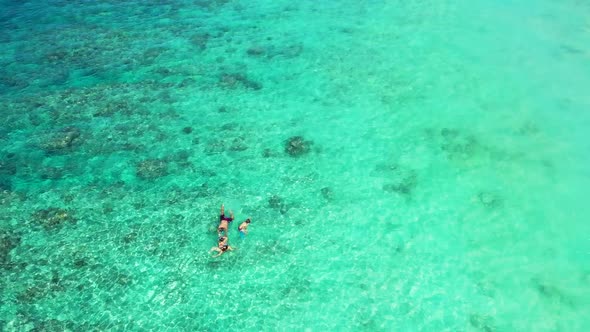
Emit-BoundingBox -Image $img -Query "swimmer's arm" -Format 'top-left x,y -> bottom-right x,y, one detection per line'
230,210 -> 234,220
220,203 -> 224,215
210,247 -> 224,257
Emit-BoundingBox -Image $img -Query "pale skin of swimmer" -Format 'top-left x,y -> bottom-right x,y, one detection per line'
210,237 -> 234,257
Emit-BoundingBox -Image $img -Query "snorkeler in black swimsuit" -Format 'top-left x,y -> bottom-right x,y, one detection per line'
217,204 -> 234,235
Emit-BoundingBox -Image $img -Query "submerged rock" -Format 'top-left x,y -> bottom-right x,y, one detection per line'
136,159 -> 169,180
284,136 -> 312,157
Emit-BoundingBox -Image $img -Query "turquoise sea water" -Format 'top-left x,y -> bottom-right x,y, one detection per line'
1,0 -> 590,330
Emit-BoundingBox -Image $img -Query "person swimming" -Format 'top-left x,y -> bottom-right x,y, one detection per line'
210,236 -> 234,257
238,218 -> 251,238
217,203 -> 234,236
218,236 -> 227,246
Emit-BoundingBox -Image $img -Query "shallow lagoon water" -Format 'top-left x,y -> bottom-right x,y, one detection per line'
1,0 -> 590,331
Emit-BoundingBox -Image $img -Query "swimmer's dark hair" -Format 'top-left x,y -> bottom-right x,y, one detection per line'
246,218 -> 251,223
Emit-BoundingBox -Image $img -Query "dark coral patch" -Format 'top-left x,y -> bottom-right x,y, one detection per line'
268,195 -> 289,214
229,137 -> 248,151
73,259 -> 88,268
532,278 -> 576,307
17,271 -> 64,304
0,230 -> 21,266
478,191 -> 502,208
320,187 -> 334,201
30,319 -> 75,331
272,44 -> 303,59
0,157 -> 17,176
32,208 -> 76,230
0,189 -> 25,205
40,166 -> 65,180
246,45 -> 267,56
179,78 -> 197,88
219,73 -> 262,90
189,32 -> 210,51
38,127 -> 82,153
93,100 -> 136,117
141,47 -> 168,65
204,139 -> 226,155
382,167 -> 417,195
0,177 -> 12,191
262,148 -> 276,158
268,195 -> 283,208
284,136 -> 312,157
194,0 -> 231,10
17,284 -> 51,303
440,128 -> 479,160
136,159 -> 169,180
246,43 -> 303,59
123,231 -> 138,244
